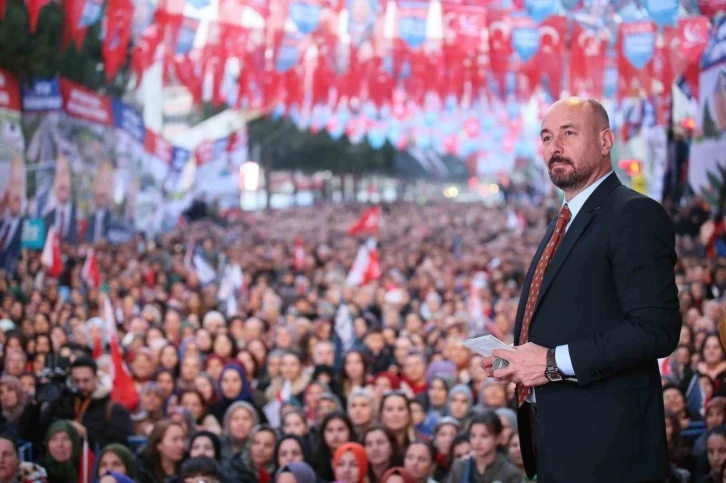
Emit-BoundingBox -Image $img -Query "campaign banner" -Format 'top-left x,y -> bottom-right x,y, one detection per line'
289,0 -> 323,34
524,0 -> 557,23
0,70 -> 21,111
396,0 -> 429,49
619,21 -> 656,71
59,78 -> 113,125
112,100 -> 144,143
689,15 -> 726,206
21,77 -> 62,112
0,73 -> 25,224
511,14 -> 539,63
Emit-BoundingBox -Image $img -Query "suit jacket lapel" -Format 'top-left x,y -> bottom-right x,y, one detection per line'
532,173 -> 622,316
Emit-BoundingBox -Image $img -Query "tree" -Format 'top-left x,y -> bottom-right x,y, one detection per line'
0,0 -> 131,98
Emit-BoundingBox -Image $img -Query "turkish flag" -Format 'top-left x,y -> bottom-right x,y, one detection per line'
102,0 -> 133,81
41,226 -> 63,278
347,205 -> 382,236
570,22 -> 605,98
82,249 -> 101,288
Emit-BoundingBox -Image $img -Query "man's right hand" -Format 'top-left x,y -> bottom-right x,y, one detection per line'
481,356 -> 494,378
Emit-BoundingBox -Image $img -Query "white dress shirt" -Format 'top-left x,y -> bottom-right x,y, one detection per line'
530,171 -> 614,400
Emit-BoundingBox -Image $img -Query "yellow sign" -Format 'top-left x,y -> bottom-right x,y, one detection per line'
632,174 -> 646,194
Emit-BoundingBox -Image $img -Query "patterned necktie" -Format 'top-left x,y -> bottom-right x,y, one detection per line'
517,203 -> 572,407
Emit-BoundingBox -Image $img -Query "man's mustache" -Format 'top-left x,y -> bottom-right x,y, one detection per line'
548,155 -> 573,168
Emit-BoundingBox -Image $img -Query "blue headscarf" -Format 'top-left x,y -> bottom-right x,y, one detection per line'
100,471 -> 136,483
218,363 -> 251,402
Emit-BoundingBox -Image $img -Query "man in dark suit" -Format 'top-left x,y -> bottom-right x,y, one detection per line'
84,161 -> 115,244
0,155 -> 26,273
43,153 -> 77,244
482,98 -> 680,482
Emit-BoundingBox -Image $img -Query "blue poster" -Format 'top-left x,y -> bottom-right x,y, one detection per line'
176,17 -> 200,55
289,0 -> 322,35
21,77 -> 62,112
79,0 -> 104,28
524,0 -> 557,23
112,100 -> 145,143
511,18 -> 540,63
21,218 -> 45,250
398,0 -> 429,49
276,31 -> 304,73
622,26 -> 655,70
644,0 -> 678,27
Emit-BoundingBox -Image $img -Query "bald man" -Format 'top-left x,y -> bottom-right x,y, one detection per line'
482,98 -> 680,482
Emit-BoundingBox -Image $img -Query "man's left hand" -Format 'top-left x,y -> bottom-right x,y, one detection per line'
492,343 -> 549,387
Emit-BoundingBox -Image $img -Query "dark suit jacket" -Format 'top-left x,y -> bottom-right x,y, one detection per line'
514,173 -> 680,483
43,204 -> 78,244
0,217 -> 24,273
84,209 -> 111,244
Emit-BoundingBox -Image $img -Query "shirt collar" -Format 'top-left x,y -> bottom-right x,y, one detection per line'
563,171 -> 613,221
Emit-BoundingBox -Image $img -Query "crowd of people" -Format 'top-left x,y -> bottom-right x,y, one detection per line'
0,194 -> 718,483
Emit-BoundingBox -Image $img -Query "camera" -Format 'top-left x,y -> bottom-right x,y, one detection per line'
36,354 -> 74,404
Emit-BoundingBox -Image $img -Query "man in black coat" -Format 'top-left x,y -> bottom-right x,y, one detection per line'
482,98 -> 681,482
67,357 -> 133,451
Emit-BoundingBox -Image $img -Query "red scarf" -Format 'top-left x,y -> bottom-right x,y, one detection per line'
258,465 -> 271,483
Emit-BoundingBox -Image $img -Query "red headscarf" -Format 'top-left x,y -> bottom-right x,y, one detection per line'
381,467 -> 416,483
333,442 -> 368,483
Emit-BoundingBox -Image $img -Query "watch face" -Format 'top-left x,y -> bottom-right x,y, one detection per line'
546,369 -> 562,382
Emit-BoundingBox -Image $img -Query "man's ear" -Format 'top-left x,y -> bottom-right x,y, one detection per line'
600,129 -> 615,155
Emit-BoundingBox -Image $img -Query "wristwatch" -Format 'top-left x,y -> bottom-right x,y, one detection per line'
545,347 -> 563,382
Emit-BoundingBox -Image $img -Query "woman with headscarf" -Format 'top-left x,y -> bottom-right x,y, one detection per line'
41,420 -> 95,483
274,434 -> 311,470
96,444 -> 137,480
223,425 -> 277,483
131,383 -> 166,437
210,363 -> 252,426
220,401 -> 259,463
447,385 -> 473,430
97,471 -> 135,483
381,467 -> 416,483
494,408 -> 518,451
432,417 -> 460,481
333,442 -> 368,483
274,461 -> 317,483
420,377 -> 450,437
347,387 -> 377,437
0,375 -> 34,440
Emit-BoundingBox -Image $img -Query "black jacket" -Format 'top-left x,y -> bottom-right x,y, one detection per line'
515,174 -> 680,483
73,393 -> 133,451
